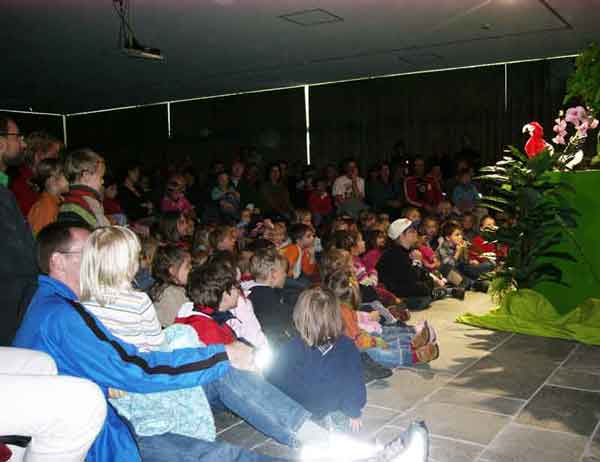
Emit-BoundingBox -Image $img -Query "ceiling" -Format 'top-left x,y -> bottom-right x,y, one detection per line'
1,0 -> 598,114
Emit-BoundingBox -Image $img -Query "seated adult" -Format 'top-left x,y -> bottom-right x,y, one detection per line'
260,163 -> 293,219
366,162 -> 403,218
12,223 -> 334,462
10,131 -> 62,216
333,158 -> 368,220
119,163 -> 153,222
403,157 -> 442,213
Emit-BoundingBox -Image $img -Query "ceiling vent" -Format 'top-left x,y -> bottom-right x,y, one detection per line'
279,8 -> 343,27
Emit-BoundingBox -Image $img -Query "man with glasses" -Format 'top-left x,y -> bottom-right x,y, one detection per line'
0,115 -> 38,346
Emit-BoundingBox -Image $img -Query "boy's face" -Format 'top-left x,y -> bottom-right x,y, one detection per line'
85,161 -> 105,192
424,220 -> 438,238
219,286 -> 240,311
301,214 -> 312,226
299,230 -> 315,249
271,266 -> 287,288
462,216 -> 474,230
438,202 -> 451,216
447,229 -> 463,246
406,210 -> 420,223
480,217 -> 496,232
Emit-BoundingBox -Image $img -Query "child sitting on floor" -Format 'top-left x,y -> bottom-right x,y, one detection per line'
243,248 -> 295,346
461,212 -> 477,242
79,226 -> 216,442
175,262 -> 242,346
265,287 -> 366,433
361,229 -> 386,274
281,223 -> 319,282
209,225 -> 237,254
149,245 -> 192,327
324,269 -> 439,368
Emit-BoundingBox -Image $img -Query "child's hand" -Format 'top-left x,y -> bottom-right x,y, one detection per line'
225,342 -> 258,372
349,418 -> 362,432
469,259 -> 480,265
108,388 -> 127,399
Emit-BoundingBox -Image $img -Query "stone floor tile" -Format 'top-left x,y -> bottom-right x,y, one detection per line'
218,421 -> 269,449
426,387 -> 526,416
479,423 -> 587,462
583,424 -> 600,462
493,334 -> 575,362
375,425 -> 484,462
357,405 -> 403,437
255,440 -> 300,459
549,368 -> 600,391
367,368 -> 449,411
449,352 -> 559,399
391,401 -> 510,445
564,345 -> 600,373
517,385 -> 600,435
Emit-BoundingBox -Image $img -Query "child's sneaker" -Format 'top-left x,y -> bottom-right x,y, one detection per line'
415,343 -> 439,363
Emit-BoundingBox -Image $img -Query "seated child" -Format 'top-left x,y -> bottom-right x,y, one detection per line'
280,223 -> 318,281
28,158 -> 69,235
157,211 -> 194,249
361,230 -> 386,274
102,175 -> 127,226
469,215 -> 507,266
79,226 -> 216,442
175,262 -> 242,346
265,287 -> 366,433
436,200 -> 460,223
149,245 -> 192,327
307,177 -> 333,227
244,248 -> 295,346
211,171 -> 241,220
58,148 -> 110,228
402,207 -> 422,229
209,225 -> 237,254
161,174 -> 194,216
421,216 -> 442,251
461,212 -> 477,241
436,221 -> 491,291
325,269 -> 439,368
133,235 -> 159,292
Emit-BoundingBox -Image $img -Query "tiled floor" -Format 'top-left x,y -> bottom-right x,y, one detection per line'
214,292 -> 600,461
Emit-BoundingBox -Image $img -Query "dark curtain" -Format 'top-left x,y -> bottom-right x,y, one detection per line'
66,105 -> 168,172
171,88 -> 306,171
7,113 -> 63,143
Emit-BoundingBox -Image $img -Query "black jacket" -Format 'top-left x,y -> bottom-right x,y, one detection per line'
376,244 -> 431,298
246,285 -> 294,345
0,186 -> 38,345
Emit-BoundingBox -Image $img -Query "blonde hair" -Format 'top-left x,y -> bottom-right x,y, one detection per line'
319,248 -> 353,281
323,269 -> 361,311
63,148 -> 104,183
250,248 -> 288,281
293,287 -> 343,347
80,226 -> 141,306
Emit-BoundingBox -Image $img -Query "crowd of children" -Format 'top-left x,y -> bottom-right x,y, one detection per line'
5,133 -> 509,458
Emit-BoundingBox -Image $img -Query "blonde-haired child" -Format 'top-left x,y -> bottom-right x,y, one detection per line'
265,287 -> 366,433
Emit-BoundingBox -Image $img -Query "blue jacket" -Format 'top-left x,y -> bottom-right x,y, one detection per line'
13,276 -> 230,462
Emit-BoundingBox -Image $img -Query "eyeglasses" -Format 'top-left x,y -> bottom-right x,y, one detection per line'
0,132 -> 25,142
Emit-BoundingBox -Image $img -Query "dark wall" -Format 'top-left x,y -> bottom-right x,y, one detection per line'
4,113 -> 63,142
61,58 -> 574,176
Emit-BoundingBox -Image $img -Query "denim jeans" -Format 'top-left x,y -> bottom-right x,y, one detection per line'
405,296 -> 433,310
203,368 -> 311,447
137,431 -> 284,462
460,261 -> 495,279
364,325 -> 416,368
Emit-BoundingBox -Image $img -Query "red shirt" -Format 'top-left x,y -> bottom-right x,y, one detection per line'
308,191 -> 333,216
10,165 -> 39,216
175,305 -> 237,345
469,235 -> 508,263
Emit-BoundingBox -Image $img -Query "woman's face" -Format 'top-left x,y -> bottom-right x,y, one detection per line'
269,166 -> 281,184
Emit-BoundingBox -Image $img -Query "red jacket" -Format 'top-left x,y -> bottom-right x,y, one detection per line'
469,235 -> 508,263
403,175 -> 442,208
175,304 -> 237,345
308,191 -> 333,216
10,165 -> 39,216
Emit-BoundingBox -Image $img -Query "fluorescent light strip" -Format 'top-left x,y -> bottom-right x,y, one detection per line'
0,109 -> 62,116
62,115 -> 68,148
167,102 -> 172,138
304,85 -> 311,165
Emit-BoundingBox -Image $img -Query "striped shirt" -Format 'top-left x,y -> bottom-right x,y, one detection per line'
83,289 -> 165,352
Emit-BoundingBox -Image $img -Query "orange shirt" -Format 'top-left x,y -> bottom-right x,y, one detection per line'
340,302 -> 361,341
28,192 -> 61,235
280,244 -> 318,278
